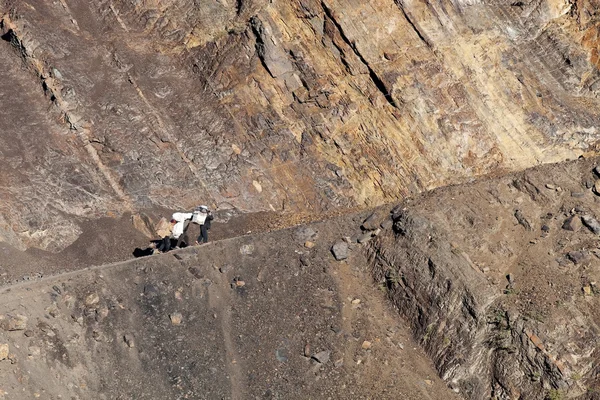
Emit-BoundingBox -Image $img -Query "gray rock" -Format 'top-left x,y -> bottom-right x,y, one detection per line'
312,350 -> 330,364
124,334 -> 135,348
240,244 -> 255,255
582,215 -> 600,234
514,210 -> 532,231
357,232 -> 373,244
361,213 -> 380,231
567,251 -> 587,265
380,219 -> 393,230
594,166 -> 600,177
51,67 -> 62,79
143,284 -> 159,298
252,17 -> 295,79
219,265 -> 233,274
294,226 -> 318,242
593,180 -> 600,196
562,215 -> 581,231
571,191 -> 585,198
299,255 -> 310,267
0,314 -> 27,331
331,241 -> 349,261
506,273 -> 515,285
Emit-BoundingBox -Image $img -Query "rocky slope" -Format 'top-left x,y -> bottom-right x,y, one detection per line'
366,156 -> 600,399
0,214 -> 459,399
5,156 -> 600,399
1,0 -> 600,251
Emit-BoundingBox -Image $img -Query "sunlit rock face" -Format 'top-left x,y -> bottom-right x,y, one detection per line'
1,0 -> 599,250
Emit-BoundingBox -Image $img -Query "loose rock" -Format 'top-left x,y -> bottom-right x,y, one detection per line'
299,255 -> 310,267
582,215 -> 600,234
294,226 -> 318,242
312,350 -> 330,364
361,341 -> 372,350
143,284 -> 159,297
362,213 -> 380,231
0,314 -> 27,331
593,180 -> 600,196
562,215 -> 581,231
240,244 -> 255,255
331,241 -> 349,261
85,293 -> 100,306
169,313 -> 183,326
124,334 -> 135,348
0,344 -> 8,361
28,346 -> 40,357
357,232 -> 373,244
234,280 -> 246,288
514,210 -> 532,231
219,265 -> 233,274
304,241 -> 315,248
567,251 -> 587,265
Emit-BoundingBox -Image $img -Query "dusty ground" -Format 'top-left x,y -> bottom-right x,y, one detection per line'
0,206 -> 354,285
0,211 -> 459,399
4,156 -> 600,398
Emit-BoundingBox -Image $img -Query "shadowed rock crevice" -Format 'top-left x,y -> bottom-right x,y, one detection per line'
321,1 -> 400,109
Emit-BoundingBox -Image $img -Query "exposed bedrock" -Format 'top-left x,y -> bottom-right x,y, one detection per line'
369,158 -> 600,399
0,0 -> 599,252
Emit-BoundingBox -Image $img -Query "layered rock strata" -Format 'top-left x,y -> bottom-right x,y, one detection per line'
1,0 -> 599,251
368,158 -> 600,398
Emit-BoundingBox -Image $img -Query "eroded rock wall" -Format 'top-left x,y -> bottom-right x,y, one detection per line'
1,0 -> 599,251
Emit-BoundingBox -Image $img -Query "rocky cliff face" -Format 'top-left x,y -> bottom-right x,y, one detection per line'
0,1 -> 599,251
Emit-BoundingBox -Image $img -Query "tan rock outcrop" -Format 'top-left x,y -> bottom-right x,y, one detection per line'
0,0 -> 599,250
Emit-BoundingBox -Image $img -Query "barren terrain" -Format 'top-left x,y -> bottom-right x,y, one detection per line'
2,0 -> 600,399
